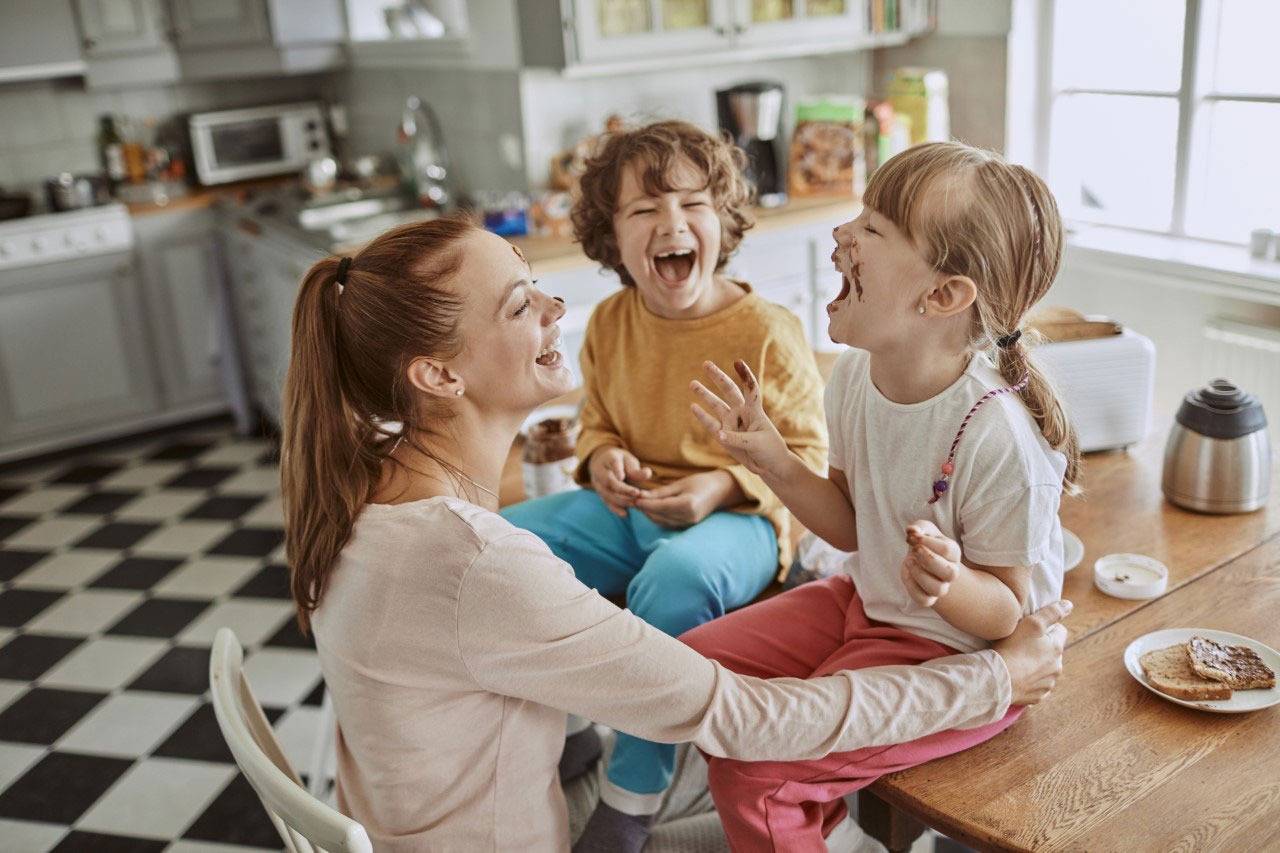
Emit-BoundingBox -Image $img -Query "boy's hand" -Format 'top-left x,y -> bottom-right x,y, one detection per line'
901,520 -> 963,607
587,447 -> 652,518
691,359 -> 791,479
634,470 -> 738,529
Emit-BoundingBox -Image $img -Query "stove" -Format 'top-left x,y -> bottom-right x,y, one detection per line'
0,203 -> 134,270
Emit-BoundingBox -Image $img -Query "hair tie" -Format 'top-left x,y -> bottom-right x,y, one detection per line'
335,256 -> 352,294
996,329 -> 1022,349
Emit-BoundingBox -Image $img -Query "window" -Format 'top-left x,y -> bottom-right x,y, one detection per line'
1021,0 -> 1280,245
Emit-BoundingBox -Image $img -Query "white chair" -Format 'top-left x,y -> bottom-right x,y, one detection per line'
209,627 -> 372,853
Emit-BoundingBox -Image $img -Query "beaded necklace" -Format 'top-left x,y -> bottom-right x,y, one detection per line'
928,370 -> 1030,504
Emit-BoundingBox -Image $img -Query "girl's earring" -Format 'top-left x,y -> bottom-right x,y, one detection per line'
455,388 -> 464,397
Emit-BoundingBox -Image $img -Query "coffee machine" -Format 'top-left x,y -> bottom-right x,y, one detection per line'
716,81 -> 787,207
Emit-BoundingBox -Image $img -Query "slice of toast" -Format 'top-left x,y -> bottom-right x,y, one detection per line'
1139,644 -> 1233,701
1187,636 -> 1277,690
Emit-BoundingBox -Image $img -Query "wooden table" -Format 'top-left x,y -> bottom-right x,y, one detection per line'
860,425 -> 1280,851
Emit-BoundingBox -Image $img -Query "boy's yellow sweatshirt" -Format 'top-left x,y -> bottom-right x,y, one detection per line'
575,282 -> 828,575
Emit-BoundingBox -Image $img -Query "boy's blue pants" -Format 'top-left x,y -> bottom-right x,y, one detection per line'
500,488 -> 776,798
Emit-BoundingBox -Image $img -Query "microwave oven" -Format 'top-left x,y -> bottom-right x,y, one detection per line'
189,101 -> 330,186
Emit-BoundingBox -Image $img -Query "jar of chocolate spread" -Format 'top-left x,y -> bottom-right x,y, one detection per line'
522,415 -> 581,499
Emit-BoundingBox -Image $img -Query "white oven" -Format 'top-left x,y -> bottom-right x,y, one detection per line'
189,101 -> 330,186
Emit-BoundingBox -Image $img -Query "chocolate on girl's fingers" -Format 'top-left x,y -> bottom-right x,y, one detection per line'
733,359 -> 757,392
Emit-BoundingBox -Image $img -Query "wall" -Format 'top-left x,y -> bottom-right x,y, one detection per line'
0,74 -> 337,205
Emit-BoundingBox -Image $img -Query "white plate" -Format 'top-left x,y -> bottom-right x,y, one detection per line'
1062,528 -> 1084,572
1123,628 -> 1280,713
520,403 -> 580,437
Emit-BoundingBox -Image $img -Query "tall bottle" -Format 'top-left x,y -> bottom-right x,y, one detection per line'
395,96 -> 450,210
97,114 -> 126,188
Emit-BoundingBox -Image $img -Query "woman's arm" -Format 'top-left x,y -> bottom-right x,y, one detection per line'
458,534 -> 1069,760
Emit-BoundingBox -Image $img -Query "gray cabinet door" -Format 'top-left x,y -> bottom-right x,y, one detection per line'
134,208 -> 228,410
0,253 -> 161,446
75,0 -> 168,56
0,0 -> 84,82
168,0 -> 270,47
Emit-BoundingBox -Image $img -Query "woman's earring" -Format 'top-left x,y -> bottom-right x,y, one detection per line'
918,305 -> 926,315
455,388 -> 464,397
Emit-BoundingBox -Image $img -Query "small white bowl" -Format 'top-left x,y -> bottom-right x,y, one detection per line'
1094,553 -> 1169,600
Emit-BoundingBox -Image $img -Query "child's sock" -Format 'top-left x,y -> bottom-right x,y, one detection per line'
558,722 -> 602,784
571,801 -> 653,853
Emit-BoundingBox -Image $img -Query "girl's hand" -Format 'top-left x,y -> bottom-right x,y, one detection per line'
587,446 -> 652,518
634,470 -> 736,529
901,520 -> 964,607
992,600 -> 1071,706
691,359 -> 791,479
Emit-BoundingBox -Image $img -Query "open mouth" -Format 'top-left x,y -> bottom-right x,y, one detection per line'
535,332 -> 562,367
653,249 -> 696,285
827,261 -> 862,315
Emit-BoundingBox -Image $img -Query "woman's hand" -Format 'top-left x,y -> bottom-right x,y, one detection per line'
992,600 -> 1071,706
691,359 -> 792,480
634,470 -> 741,529
901,520 -> 963,607
587,446 -> 652,518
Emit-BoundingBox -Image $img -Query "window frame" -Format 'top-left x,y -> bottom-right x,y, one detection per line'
1008,0 -> 1280,247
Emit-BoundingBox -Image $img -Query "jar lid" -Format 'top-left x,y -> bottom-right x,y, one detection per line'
1093,553 -> 1169,600
1174,378 -> 1268,439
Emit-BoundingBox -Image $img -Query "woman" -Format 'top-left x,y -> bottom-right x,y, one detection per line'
280,215 -> 1070,851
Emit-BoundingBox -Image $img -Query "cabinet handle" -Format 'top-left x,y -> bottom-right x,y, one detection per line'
715,26 -> 729,36
734,24 -> 748,35
83,38 -> 96,49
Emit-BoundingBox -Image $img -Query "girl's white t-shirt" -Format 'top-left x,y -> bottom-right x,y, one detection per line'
825,348 -> 1067,653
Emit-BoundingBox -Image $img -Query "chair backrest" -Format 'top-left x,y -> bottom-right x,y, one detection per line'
209,627 -> 372,853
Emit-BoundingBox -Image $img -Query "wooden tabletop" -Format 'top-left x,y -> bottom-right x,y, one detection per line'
869,535 -> 1280,852
1058,423 -> 1280,642
866,423 -> 1280,851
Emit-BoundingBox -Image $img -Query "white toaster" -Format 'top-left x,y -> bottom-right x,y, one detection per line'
1035,329 -> 1156,452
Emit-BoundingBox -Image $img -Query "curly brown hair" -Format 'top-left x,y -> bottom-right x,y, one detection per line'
571,119 -> 755,286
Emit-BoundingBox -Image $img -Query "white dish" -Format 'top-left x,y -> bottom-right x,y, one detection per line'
520,403 -> 580,437
1123,628 -> 1280,713
1095,553 -> 1168,599
1061,528 -> 1084,572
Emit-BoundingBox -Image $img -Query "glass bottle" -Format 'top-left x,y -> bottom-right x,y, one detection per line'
97,115 -> 126,187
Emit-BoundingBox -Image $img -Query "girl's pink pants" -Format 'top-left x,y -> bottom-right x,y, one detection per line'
679,574 -> 1021,852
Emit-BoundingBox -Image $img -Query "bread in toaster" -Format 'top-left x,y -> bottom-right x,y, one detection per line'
1139,644 -> 1233,701
1186,635 -> 1276,690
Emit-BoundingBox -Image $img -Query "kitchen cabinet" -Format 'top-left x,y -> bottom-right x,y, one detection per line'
0,254 -> 161,450
133,208 -> 233,415
74,0 -> 181,88
519,0 -> 932,73
170,0 -> 347,79
0,0 -> 86,84
218,216 -> 324,428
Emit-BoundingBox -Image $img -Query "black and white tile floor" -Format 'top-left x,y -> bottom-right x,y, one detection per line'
0,419 -> 321,852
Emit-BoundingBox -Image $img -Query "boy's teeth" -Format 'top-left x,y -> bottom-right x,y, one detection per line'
656,250 -> 693,258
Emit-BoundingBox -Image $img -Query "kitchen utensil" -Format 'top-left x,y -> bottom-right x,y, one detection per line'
44,173 -> 110,212
716,81 -> 787,207
1162,378 -> 1270,513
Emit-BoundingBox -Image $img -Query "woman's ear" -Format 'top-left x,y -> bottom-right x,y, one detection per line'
925,274 -> 978,318
405,357 -> 463,399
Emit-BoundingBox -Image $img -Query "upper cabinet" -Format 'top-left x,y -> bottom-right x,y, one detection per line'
0,0 -> 86,84
74,0 -> 181,88
168,0 -> 272,48
520,0 -> 934,74
171,0 -> 348,79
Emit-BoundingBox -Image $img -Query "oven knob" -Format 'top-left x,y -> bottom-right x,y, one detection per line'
30,237 -> 45,254
65,232 -> 86,250
0,241 -> 9,258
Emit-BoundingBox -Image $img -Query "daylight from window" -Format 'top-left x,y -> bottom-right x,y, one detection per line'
1044,0 -> 1280,245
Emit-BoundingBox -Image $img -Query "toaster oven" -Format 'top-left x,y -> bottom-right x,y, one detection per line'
1037,328 -> 1156,452
189,101 -> 330,186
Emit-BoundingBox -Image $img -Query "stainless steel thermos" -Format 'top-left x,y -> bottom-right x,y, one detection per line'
1162,378 -> 1270,513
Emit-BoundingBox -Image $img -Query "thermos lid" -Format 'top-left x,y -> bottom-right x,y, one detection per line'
1174,378 -> 1268,440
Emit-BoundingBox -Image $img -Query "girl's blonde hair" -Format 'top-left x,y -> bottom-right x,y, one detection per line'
864,141 -> 1081,494
280,215 -> 479,632
572,119 -> 755,286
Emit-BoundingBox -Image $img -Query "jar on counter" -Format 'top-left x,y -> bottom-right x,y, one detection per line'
522,415 -> 581,499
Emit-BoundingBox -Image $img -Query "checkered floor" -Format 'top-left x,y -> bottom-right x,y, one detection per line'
0,419 -> 322,852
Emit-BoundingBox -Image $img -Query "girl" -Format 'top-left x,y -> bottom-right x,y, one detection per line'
691,141 -> 1080,851
279,213 -> 1070,851
501,120 -> 829,849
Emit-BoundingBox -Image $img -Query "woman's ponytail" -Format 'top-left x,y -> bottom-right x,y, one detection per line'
997,332 -> 1082,496
281,258 -> 378,631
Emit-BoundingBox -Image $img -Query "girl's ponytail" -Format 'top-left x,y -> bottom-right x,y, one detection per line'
997,333 -> 1082,496
281,258 -> 378,632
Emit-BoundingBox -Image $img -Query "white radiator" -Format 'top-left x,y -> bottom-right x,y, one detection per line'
1201,318 -> 1280,420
